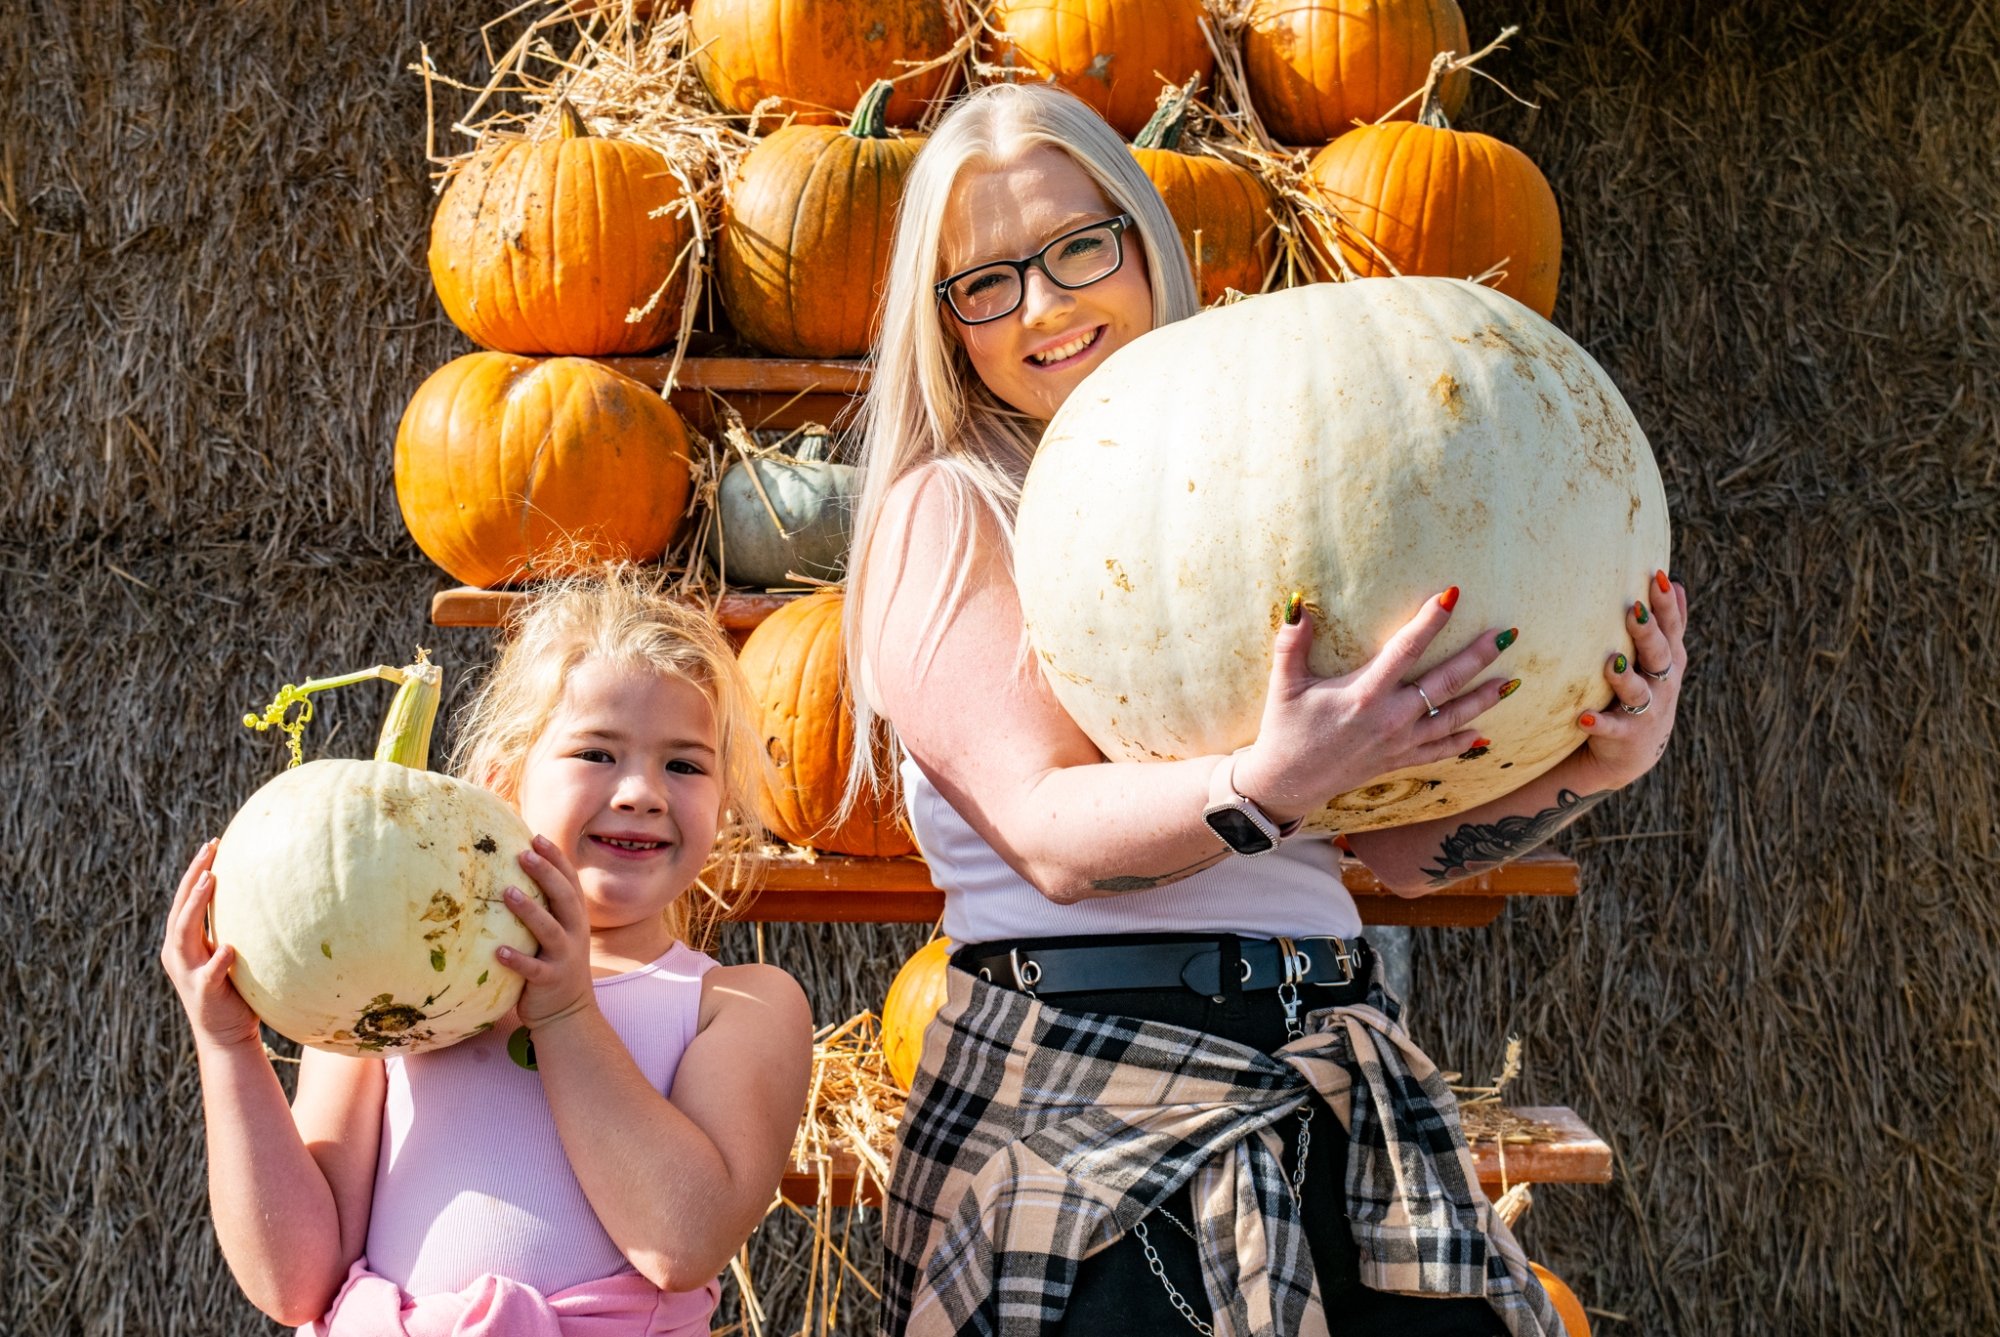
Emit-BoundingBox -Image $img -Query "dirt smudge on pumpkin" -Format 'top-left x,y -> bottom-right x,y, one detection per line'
353,997 -> 431,1049
421,891 -> 462,922
474,834 -> 498,854
1431,373 -> 1466,418
1104,558 -> 1134,593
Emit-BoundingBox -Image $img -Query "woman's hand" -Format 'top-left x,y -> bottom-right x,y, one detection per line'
496,836 -> 594,1032
1233,588 -> 1514,823
160,838 -> 263,1052
1574,571 -> 1689,790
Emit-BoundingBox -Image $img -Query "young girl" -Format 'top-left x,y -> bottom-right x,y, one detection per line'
161,570 -> 814,1334
846,84 -> 1689,1335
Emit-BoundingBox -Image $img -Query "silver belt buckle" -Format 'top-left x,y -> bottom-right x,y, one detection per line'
1009,948 -> 1041,997
1324,936 -> 1360,985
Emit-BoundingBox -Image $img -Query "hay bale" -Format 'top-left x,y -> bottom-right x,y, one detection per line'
4,0 -> 1996,1332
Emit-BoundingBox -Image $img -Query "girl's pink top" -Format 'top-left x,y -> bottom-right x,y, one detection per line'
305,942 -> 722,1336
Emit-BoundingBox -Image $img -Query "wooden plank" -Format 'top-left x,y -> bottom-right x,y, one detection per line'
596,355 -> 870,395
726,851 -> 1576,926
779,1104 -> 1610,1207
432,587 -> 797,631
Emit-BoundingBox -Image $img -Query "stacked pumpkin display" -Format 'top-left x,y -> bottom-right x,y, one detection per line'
398,101 -> 699,588
396,0 -> 1566,860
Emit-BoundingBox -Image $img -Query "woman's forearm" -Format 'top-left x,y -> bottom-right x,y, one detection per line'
1348,747 -> 1615,894
954,752 -> 1246,901
196,1036 -> 347,1325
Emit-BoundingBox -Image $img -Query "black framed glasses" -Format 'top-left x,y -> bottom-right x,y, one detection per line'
934,213 -> 1135,325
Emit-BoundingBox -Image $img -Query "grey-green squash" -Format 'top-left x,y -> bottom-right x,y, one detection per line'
707,433 -> 858,588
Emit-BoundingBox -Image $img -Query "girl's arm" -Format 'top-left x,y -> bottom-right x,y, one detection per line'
498,846 -> 812,1293
1348,577 -> 1691,892
860,467 -> 1511,902
161,842 -> 384,1326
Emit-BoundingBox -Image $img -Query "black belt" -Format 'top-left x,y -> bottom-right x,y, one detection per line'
957,935 -> 1372,998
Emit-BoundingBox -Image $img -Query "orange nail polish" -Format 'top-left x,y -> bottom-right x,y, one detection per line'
1333,834 -> 1355,855
1473,737 -> 1491,748
1655,569 -> 1671,594
1579,712 -> 1597,727
1439,586 -> 1460,612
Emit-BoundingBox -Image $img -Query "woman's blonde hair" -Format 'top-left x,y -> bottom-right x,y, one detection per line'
841,82 -> 1200,796
449,566 -> 765,949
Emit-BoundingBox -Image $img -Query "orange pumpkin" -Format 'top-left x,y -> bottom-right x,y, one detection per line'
718,81 -> 924,358
428,103 -> 694,356
393,352 -> 692,588
983,0 -> 1214,139
1530,1263 -> 1591,1336
736,590 -> 915,856
1130,82 -> 1277,305
1243,0 -> 1469,146
691,0 -> 954,129
1304,58 -> 1561,317
881,937 -> 953,1089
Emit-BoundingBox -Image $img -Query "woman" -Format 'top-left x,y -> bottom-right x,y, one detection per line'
846,84 -> 1687,1337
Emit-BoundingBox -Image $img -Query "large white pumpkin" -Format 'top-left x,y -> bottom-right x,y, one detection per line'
1014,278 -> 1669,833
210,659 -> 540,1055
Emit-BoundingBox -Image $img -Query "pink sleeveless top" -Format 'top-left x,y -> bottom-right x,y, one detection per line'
358,942 -> 720,1327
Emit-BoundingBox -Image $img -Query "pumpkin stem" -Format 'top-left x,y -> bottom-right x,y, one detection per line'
241,650 -> 440,771
556,98 -> 590,140
793,431 -> 831,464
1133,77 -> 1200,153
373,650 -> 443,770
846,80 -> 896,140
1415,53 -> 1455,129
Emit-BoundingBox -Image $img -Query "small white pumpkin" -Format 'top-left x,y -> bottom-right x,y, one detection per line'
210,656 -> 540,1055
1013,278 -> 1670,833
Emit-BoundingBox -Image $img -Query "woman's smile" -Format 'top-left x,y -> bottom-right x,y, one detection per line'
1025,325 -> 1104,369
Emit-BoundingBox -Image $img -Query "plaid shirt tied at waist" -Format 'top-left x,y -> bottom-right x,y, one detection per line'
881,967 -> 1561,1337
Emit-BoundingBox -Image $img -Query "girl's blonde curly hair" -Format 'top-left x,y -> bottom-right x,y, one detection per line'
448,566 -> 766,949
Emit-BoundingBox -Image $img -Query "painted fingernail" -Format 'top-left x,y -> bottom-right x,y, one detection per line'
1333,834 -> 1355,855
1473,737 -> 1491,748
1633,600 -> 1649,625
1655,569 -> 1671,594
1579,712 -> 1597,727
1284,591 -> 1302,626
1613,653 -> 1628,674
1499,678 -> 1522,699
1439,586 -> 1461,612
1495,627 -> 1518,652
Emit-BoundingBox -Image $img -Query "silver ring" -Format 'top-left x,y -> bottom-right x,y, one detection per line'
1639,661 -> 1674,683
1415,684 -> 1440,718
1621,690 -> 1654,716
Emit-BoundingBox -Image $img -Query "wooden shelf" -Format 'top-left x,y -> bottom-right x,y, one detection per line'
432,587 -> 795,631
780,1104 -> 1610,1207
726,850 -> 1576,929
602,354 -> 870,433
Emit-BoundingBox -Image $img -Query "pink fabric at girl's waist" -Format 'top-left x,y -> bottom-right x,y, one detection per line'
302,1258 -> 720,1337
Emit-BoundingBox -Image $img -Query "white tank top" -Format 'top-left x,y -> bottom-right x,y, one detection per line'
900,755 -> 1364,944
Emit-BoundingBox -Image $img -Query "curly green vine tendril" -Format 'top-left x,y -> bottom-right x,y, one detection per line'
241,662 -> 419,769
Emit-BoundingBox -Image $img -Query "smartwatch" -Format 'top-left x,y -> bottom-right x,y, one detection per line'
1203,751 -> 1304,856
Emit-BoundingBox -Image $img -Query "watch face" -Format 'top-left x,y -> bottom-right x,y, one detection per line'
1205,806 -> 1277,855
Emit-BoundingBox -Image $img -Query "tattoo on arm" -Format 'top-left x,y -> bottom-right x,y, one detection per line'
1090,851 -> 1229,893
1421,789 -> 1611,887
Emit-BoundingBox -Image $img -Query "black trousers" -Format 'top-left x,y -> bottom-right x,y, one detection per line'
958,933 -> 1507,1337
